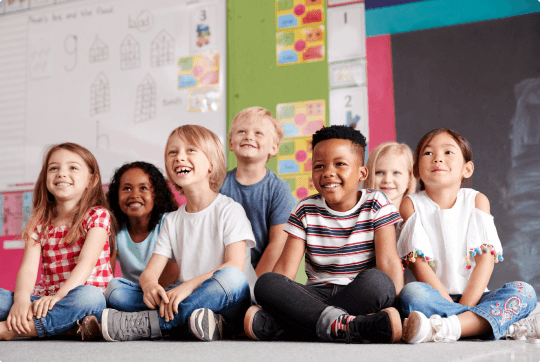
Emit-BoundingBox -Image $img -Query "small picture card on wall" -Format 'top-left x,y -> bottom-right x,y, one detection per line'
188,85 -> 220,113
5,0 -> 29,13
329,59 -> 366,89
329,86 -> 369,142
189,3 -> 217,54
178,52 -> 219,89
276,25 -> 325,66
282,173 -> 318,200
277,99 -> 326,137
276,0 -> 325,29
327,3 -> 365,62
277,136 -> 313,175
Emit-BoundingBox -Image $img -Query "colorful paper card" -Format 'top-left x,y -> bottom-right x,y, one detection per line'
3,192 -> 22,236
282,173 -> 318,200
188,85 -> 220,112
276,26 -> 325,65
277,99 -> 325,137
22,192 -> 33,231
278,136 -> 313,175
276,0 -> 325,29
178,52 -> 219,89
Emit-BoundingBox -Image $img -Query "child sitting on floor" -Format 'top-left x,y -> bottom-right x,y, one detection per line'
244,125 -> 404,344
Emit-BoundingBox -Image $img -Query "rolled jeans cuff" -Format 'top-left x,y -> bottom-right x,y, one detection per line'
316,305 -> 346,341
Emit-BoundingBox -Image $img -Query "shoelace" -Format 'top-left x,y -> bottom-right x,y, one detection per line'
429,315 -> 457,343
122,313 -> 149,335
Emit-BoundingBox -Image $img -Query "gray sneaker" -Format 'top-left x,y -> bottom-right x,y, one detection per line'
504,313 -> 540,340
101,308 -> 162,342
189,308 -> 223,341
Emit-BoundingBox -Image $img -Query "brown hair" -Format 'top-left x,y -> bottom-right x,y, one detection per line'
364,141 -> 416,196
165,125 -> 226,195
413,128 -> 473,190
22,143 -> 115,249
229,107 -> 285,145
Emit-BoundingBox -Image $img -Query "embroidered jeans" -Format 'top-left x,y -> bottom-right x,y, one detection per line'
0,285 -> 106,338
105,266 -> 251,336
398,281 -> 537,340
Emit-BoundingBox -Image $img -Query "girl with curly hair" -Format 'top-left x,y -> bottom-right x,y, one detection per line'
104,161 -> 179,312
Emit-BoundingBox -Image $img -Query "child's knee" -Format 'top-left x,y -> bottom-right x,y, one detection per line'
503,281 -> 537,313
73,285 -> 106,310
254,272 -> 283,302
398,283 -> 431,312
212,266 -> 249,296
104,278 -> 123,300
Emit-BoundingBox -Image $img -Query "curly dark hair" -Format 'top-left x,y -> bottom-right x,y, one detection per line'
312,125 -> 367,162
107,161 -> 178,232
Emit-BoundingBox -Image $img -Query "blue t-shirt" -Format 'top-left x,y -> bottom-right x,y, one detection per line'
219,168 -> 296,268
115,213 -> 169,284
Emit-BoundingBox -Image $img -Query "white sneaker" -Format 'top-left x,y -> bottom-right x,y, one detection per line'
504,313 -> 540,340
402,311 -> 458,343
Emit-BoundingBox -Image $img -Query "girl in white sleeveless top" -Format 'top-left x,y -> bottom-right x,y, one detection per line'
397,128 -> 537,343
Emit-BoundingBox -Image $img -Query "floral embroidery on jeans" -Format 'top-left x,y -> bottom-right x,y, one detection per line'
490,296 -> 527,325
512,282 -> 534,298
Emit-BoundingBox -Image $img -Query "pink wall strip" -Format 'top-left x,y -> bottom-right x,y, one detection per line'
366,34 -> 396,151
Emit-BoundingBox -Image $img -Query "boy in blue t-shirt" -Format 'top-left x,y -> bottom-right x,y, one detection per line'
220,107 -> 297,277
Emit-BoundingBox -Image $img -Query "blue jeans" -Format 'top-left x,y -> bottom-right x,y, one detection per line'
398,281 -> 537,340
0,285 -> 106,338
106,266 -> 251,335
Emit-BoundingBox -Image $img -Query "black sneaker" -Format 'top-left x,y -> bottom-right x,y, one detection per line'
189,308 -> 223,341
244,305 -> 284,341
336,307 -> 402,344
101,309 -> 162,342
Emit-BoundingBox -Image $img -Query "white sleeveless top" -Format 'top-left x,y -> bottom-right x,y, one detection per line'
397,189 -> 503,295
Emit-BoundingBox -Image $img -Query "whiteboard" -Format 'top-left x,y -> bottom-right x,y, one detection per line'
0,0 -> 226,189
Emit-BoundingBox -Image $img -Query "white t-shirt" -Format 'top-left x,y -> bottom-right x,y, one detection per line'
397,189 -> 503,295
153,193 -> 258,299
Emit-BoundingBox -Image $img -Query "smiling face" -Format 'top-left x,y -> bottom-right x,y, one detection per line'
166,134 -> 213,192
46,149 -> 93,205
229,118 -> 279,164
118,168 -> 154,224
372,152 -> 410,207
312,138 -> 367,212
418,132 -> 474,190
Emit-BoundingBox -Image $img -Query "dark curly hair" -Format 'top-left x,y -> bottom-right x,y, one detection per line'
107,161 -> 179,232
312,125 -> 367,162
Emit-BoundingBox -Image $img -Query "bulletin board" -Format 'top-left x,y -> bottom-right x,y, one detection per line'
0,0 -> 226,291
0,0 -> 227,190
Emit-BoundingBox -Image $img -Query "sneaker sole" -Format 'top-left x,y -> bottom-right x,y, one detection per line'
101,308 -> 116,342
190,308 -> 223,341
243,305 -> 262,341
402,311 -> 430,344
382,307 -> 403,343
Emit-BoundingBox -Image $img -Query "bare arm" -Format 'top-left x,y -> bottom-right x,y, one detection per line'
459,193 -> 494,307
158,262 -> 179,287
272,234 -> 305,281
8,239 -> 41,333
32,227 -> 109,318
374,225 -> 404,295
254,223 -> 288,277
400,197 -> 453,302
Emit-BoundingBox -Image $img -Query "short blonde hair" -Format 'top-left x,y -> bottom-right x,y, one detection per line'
364,141 -> 416,197
229,107 -> 284,144
165,125 -> 226,195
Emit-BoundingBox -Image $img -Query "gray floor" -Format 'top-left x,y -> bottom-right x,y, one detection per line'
2,304 -> 540,362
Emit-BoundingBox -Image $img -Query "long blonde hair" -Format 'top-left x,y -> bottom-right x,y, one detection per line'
22,143 -> 115,248
364,141 -> 416,197
165,125 -> 226,195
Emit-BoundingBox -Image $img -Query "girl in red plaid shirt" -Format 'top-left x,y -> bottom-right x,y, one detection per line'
0,143 -> 114,341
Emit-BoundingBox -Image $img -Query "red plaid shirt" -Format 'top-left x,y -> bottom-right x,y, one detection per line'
32,207 -> 113,297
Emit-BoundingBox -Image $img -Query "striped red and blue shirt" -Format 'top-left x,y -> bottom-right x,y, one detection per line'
284,189 -> 402,285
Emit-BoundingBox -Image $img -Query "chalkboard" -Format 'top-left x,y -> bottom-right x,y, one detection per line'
392,12 -> 540,291
0,0 -> 226,189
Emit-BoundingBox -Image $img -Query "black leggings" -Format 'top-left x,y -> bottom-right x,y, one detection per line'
254,269 -> 396,340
